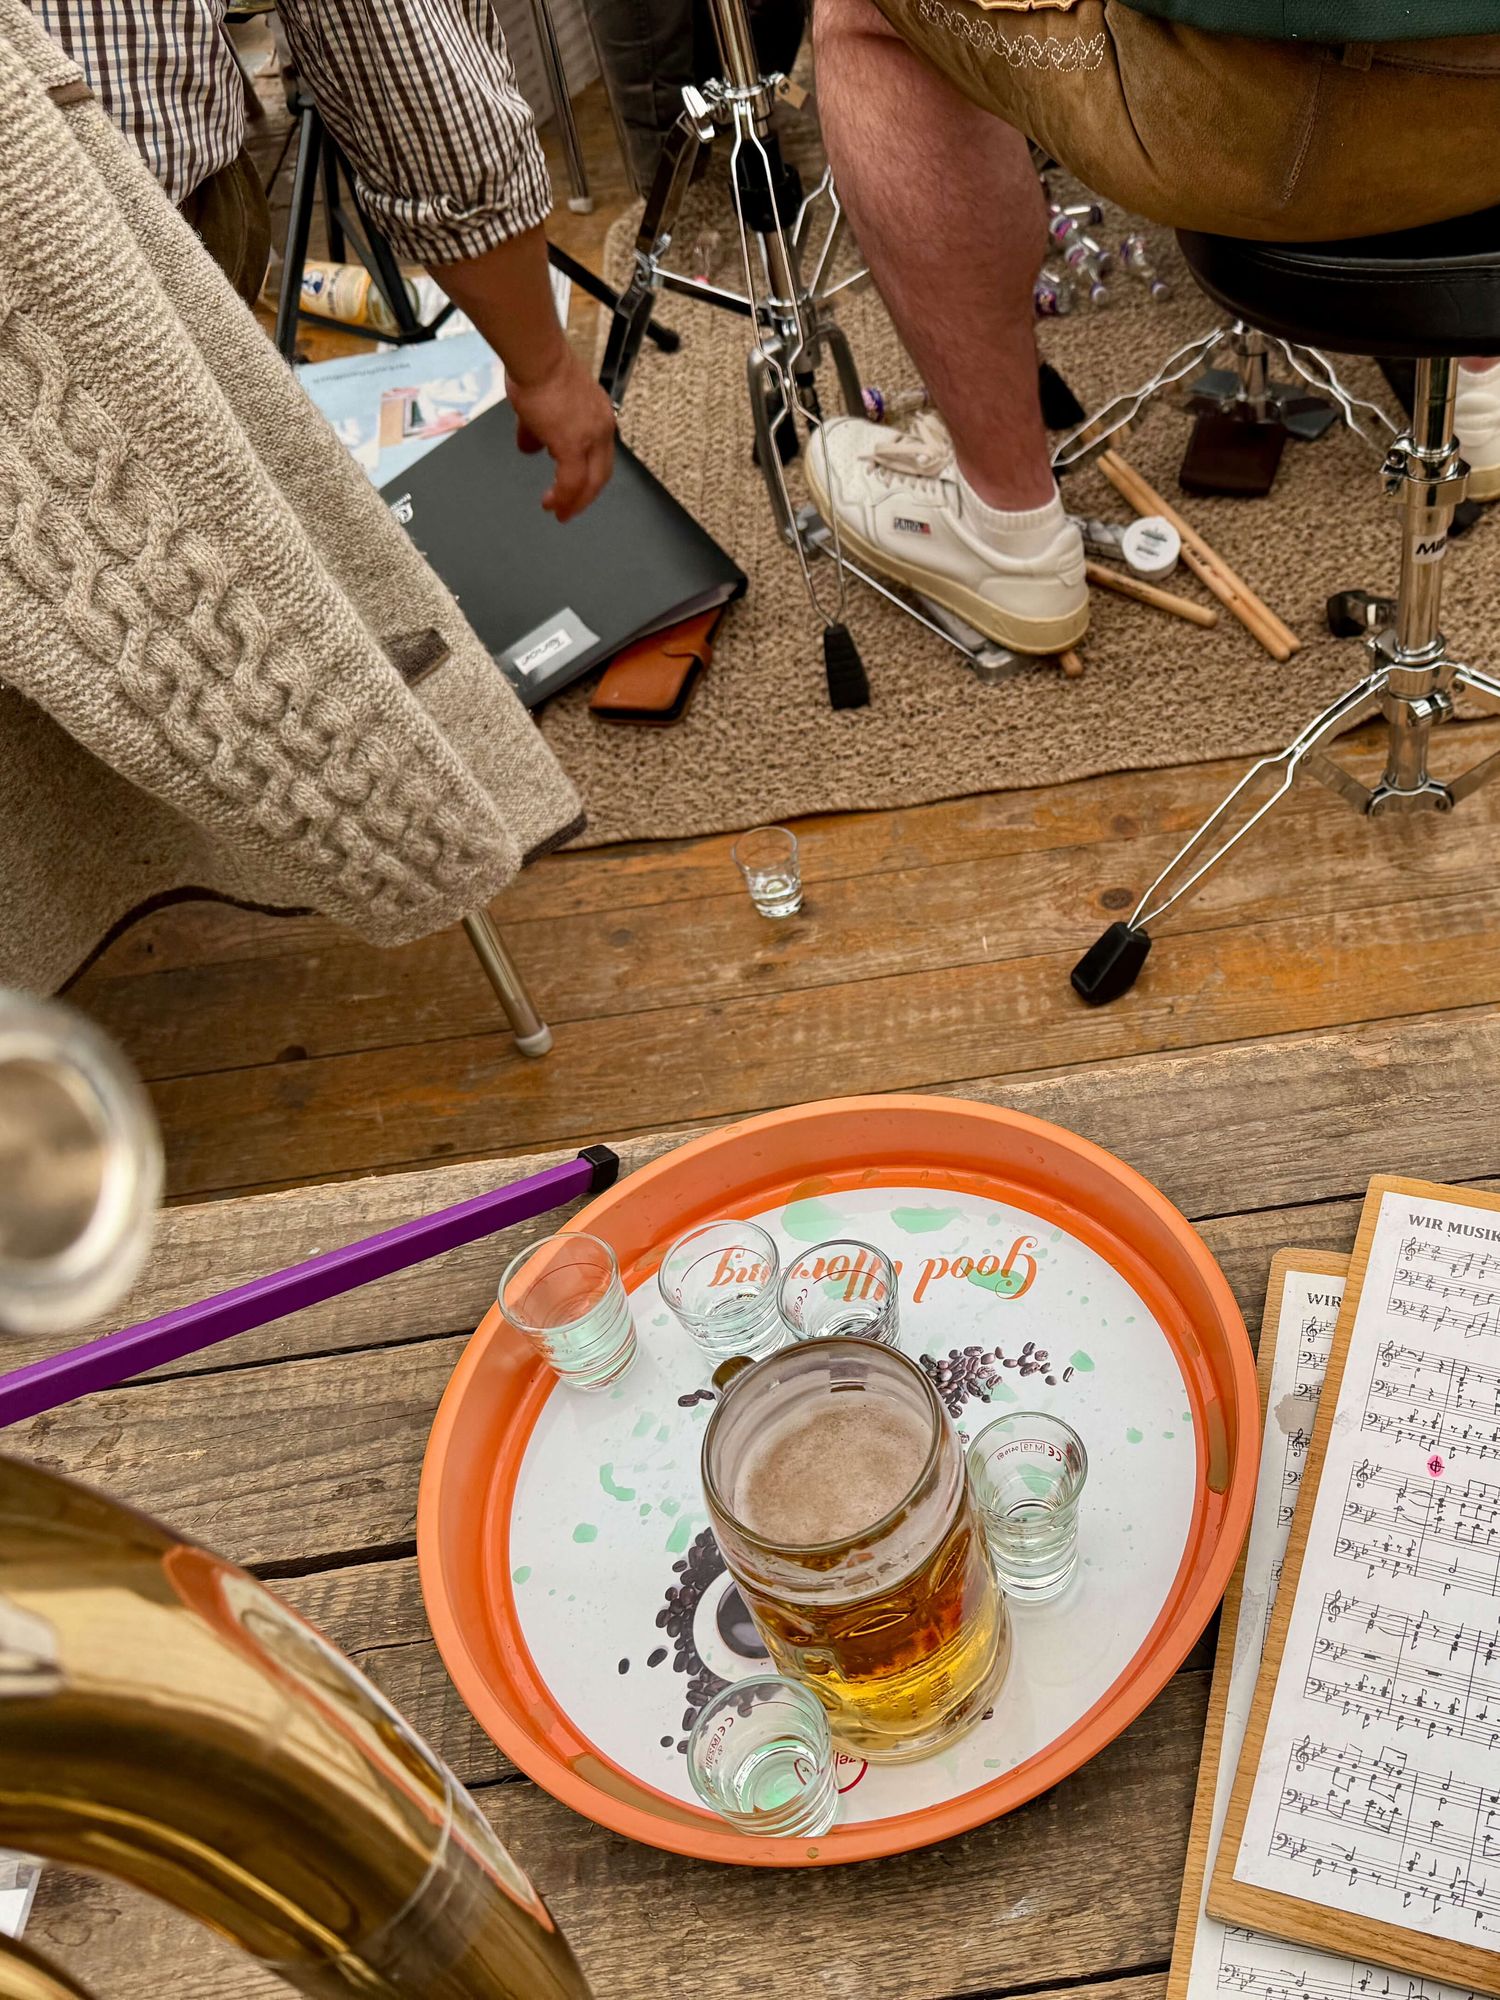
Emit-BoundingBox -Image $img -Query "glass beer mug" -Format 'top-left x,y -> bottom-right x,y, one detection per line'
701,1338 -> 1011,1762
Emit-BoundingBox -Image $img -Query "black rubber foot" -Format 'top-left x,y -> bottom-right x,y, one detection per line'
1072,922 -> 1151,1005
823,622 -> 871,709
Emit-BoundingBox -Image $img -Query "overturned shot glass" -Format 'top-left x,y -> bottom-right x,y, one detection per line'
498,1231 -> 637,1392
967,1410 -> 1087,1601
778,1239 -> 900,1346
658,1219 -> 786,1362
687,1675 -> 838,1838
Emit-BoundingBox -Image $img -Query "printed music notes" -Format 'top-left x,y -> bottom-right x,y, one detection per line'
1211,1181 -> 1500,1993
1168,1253 -> 1478,2000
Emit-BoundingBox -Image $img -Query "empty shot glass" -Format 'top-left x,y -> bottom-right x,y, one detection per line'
687,1675 -> 838,1838
779,1239 -> 900,1346
658,1219 -> 786,1362
967,1411 -> 1087,1601
732,826 -> 803,918
499,1231 -> 636,1392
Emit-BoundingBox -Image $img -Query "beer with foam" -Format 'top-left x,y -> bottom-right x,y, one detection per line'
703,1339 -> 1010,1761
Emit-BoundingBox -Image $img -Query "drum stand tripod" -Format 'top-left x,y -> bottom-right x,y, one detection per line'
1049,320 -> 1397,483
598,0 -> 1027,700
1072,357 -> 1500,1003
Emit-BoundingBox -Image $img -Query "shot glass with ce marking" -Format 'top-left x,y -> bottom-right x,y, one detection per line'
687,1674 -> 838,1838
731,826 -> 803,918
967,1410 -> 1088,1601
779,1239 -> 900,1346
498,1231 -> 637,1392
657,1219 -> 786,1362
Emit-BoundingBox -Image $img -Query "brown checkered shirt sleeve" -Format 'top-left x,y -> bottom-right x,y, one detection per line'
31,0 -> 552,262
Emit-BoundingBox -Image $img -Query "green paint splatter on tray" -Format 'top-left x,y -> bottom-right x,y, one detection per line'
632,1413 -> 654,1438
1163,1430 -> 1176,1440
512,1565 -> 531,1585
600,1464 -> 636,1502
572,1523 -> 598,1544
1126,1427 -> 1144,1444
891,1205 -> 961,1234
1021,1466 -> 1054,1498
781,1197 -> 848,1242
638,1503 -> 653,1519
660,1497 -> 680,1517
1069,1350 -> 1095,1372
666,1514 -> 700,1555
656,1424 -> 671,1444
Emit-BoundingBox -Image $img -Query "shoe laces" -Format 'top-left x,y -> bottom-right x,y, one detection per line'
859,409 -> 953,493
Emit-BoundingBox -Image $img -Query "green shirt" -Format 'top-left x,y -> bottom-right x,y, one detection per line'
1123,0 -> 1500,38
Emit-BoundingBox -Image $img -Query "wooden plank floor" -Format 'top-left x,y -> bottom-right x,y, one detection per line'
176,61 -> 1500,1215
68,712 -> 1500,1203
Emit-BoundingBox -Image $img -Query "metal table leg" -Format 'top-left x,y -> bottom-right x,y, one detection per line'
463,913 -> 554,1057
525,0 -> 594,214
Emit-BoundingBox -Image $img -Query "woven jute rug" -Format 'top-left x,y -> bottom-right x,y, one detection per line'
537,171 -> 1500,848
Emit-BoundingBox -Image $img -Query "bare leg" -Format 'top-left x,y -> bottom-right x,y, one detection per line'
814,0 -> 1053,510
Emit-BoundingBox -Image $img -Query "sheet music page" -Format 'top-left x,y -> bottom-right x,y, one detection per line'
1184,1264 -> 1482,2000
1234,1191 -> 1500,1955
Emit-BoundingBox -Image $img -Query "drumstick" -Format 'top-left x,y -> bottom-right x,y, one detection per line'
1098,448 -> 1288,633
1098,450 -> 1300,660
1099,451 -> 1294,659
1058,649 -> 1086,680
1100,449 -> 1299,657
1179,547 -> 1294,663
1084,560 -> 1220,629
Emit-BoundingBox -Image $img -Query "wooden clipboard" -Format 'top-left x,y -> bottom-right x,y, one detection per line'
1208,1176 -> 1500,1992
1166,1249 -> 1351,2000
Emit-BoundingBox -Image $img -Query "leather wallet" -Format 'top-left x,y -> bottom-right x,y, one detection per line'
588,608 -> 726,724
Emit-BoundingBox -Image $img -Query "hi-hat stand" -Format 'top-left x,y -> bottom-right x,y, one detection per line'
599,0 -> 1022,700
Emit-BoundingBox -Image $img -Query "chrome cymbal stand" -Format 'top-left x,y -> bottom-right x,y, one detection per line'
598,0 -> 1017,697
1071,356 -> 1500,1004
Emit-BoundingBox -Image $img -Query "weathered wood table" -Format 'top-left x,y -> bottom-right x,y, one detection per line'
12,1009 -> 1495,2000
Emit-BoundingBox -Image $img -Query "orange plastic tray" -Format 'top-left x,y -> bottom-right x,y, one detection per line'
418,1095 -> 1257,1865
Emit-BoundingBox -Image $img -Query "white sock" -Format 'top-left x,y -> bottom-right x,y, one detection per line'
956,468 -> 1068,556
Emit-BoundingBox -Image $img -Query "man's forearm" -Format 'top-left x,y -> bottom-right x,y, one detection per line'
428,226 -> 570,389
429,227 -> 618,523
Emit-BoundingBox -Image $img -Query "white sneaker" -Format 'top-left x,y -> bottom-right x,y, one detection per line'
1455,367 -> 1500,502
803,413 -> 1088,654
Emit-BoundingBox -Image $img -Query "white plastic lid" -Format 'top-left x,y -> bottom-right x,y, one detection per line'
1121,516 -> 1181,579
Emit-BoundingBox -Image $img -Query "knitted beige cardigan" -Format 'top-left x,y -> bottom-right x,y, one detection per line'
0,0 -> 583,993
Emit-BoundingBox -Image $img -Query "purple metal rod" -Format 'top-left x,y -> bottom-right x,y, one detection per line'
0,1146 -> 619,1430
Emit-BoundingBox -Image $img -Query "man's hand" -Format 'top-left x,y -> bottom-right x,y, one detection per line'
508,349 -> 617,524
429,224 -> 618,524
